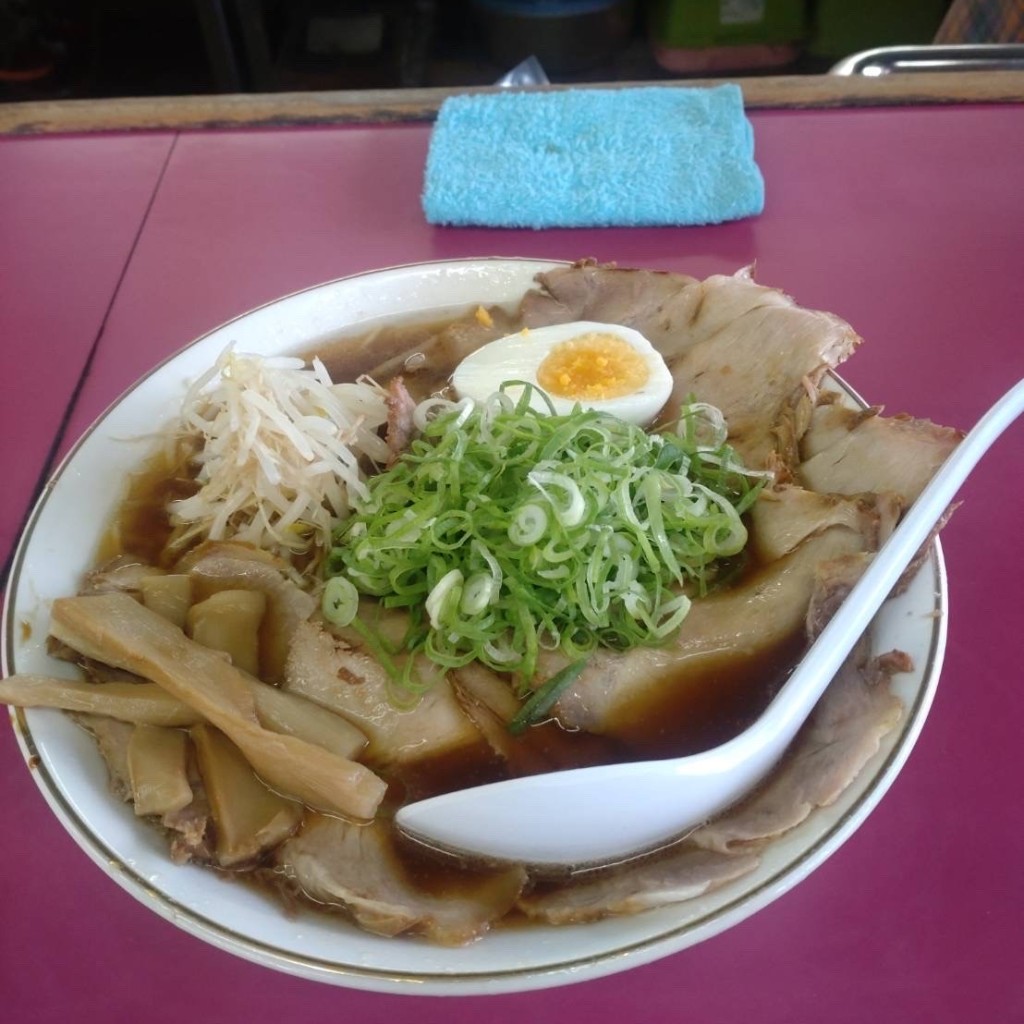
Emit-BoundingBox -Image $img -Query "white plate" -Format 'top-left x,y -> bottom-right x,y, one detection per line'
2,258 -> 946,995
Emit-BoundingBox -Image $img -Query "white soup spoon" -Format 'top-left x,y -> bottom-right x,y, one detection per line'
396,380 -> 1024,867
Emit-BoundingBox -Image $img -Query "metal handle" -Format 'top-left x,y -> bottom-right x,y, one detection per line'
830,44 -> 1024,76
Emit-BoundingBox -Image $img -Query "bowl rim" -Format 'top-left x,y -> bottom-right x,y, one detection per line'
1,257 -> 948,995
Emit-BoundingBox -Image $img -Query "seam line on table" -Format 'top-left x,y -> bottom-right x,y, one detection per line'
1,133 -> 181,588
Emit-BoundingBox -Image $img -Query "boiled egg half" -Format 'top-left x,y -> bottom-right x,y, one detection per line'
451,321 -> 673,426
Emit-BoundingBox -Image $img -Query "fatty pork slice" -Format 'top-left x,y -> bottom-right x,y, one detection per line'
277,815 -> 527,945
748,484 -> 902,564
80,554 -> 171,597
517,847 -> 760,925
283,619 -> 488,769
383,376 -> 417,464
689,549 -> 909,852
690,642 -> 907,854
522,263 -> 860,474
799,395 -> 963,504
663,272 -> 860,473
76,713 -> 136,804
551,510 -> 880,745
521,261 -> 703,356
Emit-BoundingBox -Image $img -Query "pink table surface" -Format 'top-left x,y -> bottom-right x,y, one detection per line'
2,103 -> 1024,1023
0,133 -> 174,572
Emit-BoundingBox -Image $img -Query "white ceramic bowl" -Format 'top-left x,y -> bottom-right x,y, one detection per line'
2,258 -> 946,995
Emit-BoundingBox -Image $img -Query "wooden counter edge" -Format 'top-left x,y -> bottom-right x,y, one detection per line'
2,71 -> 1023,135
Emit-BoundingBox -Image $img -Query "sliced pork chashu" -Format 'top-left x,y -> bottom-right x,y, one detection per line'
799,395 -> 963,503
521,262 -> 703,355
76,713 -> 136,803
748,484 -> 901,564
551,508 -> 883,745
523,263 -> 861,473
277,815 -> 527,945
284,619 -> 488,769
690,644 -> 907,854
661,276 -> 860,472
363,307 -> 520,402
689,552 -> 910,854
518,847 -> 760,925
450,661 -> 623,777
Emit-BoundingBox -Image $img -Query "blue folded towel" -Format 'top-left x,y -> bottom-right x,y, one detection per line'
422,84 -> 764,230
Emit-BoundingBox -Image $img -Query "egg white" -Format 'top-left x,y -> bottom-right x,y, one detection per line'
451,321 -> 673,426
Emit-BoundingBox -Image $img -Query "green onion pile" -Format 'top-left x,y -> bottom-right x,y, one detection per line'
322,386 -> 767,702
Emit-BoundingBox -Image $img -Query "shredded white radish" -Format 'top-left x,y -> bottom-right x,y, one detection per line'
169,346 -> 390,568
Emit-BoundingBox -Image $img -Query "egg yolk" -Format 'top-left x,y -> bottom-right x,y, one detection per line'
536,333 -> 650,401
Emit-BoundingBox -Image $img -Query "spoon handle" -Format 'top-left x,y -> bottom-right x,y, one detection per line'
762,378 -> 1024,740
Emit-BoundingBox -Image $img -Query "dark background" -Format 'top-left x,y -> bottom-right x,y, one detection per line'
0,0 -> 954,103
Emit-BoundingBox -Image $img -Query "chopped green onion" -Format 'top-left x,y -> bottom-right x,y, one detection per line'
461,572 -> 498,615
325,385 -> 768,699
509,503 -> 548,546
425,568 -> 463,628
321,575 -> 359,627
508,660 -> 589,735
527,471 -> 587,527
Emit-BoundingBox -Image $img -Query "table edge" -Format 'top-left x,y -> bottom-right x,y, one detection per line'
3,71 -> 1023,135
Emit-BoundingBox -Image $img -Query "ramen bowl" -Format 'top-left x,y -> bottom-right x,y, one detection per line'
2,258 -> 946,995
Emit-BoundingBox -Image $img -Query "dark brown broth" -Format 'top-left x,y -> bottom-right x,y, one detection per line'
311,304 -> 520,402
98,436 -> 199,568
605,629 -> 804,759
97,305 -> 805,920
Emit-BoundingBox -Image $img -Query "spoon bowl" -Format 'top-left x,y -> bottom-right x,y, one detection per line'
397,379 -> 1024,867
